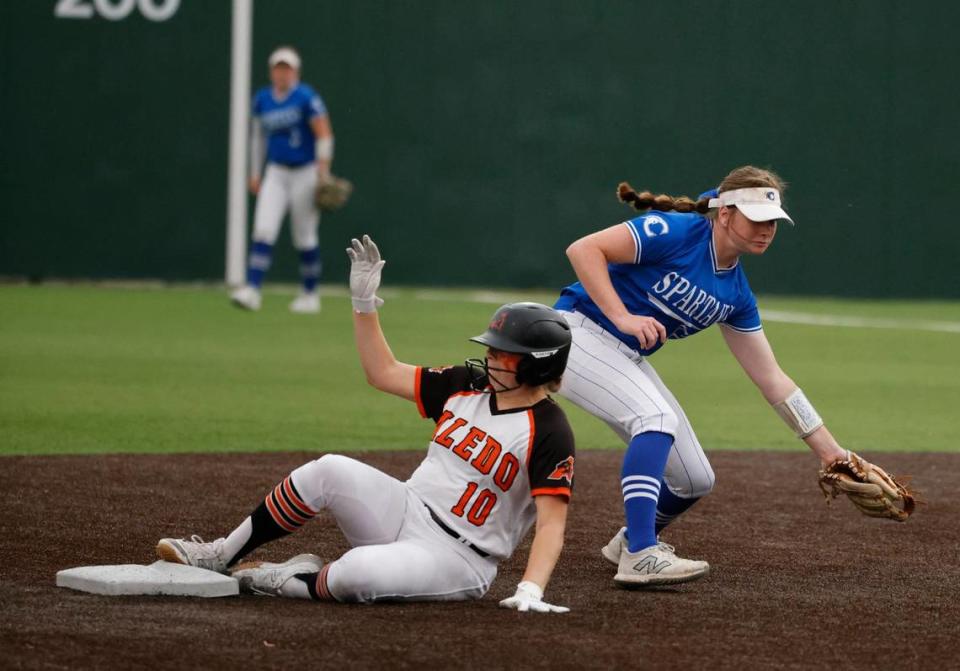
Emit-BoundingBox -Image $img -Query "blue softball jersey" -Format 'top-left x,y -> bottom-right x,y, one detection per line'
554,211 -> 762,356
252,83 -> 327,166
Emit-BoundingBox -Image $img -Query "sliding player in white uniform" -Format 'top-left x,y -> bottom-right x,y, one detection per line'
554,165 -> 850,587
160,236 -> 576,612
231,46 -> 334,314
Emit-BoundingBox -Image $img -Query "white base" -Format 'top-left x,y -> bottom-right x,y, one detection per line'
56,560 -> 238,597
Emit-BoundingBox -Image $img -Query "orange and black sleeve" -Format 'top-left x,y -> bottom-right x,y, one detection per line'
415,365 -> 473,422
527,401 -> 576,500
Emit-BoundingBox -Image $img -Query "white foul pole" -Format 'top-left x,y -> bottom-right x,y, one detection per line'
226,0 -> 253,286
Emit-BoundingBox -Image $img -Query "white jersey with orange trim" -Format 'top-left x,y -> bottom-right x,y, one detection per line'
406,365 -> 576,561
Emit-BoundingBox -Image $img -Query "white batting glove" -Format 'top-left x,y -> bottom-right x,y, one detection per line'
345,235 -> 385,313
498,581 -> 569,614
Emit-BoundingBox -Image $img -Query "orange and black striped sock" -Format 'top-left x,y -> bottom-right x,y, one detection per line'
298,563 -> 335,601
230,476 -> 318,564
263,475 -> 318,532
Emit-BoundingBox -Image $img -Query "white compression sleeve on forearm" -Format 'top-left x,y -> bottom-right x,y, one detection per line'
772,388 -> 824,438
249,121 -> 265,180
315,136 -> 333,162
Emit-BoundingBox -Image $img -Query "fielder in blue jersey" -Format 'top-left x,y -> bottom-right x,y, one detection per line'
231,46 -> 335,314
554,165 -> 880,588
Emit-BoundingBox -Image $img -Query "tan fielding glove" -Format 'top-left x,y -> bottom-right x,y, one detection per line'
315,175 -> 353,211
818,451 -> 915,522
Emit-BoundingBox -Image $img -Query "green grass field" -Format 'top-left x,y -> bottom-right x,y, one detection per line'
2,284 -> 958,456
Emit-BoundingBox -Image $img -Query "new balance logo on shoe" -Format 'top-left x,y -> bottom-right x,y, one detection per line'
615,541 -> 709,588
633,555 -> 672,574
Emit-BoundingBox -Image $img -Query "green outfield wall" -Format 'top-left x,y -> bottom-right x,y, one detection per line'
2,1 -> 958,297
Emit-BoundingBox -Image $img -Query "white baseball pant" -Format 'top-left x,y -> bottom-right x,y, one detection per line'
289,455 -> 497,603
557,310 -> 716,499
252,162 -> 320,249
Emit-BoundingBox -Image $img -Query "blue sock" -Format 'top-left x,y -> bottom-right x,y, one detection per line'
246,241 -> 273,289
655,484 -> 700,534
621,431 -> 673,553
298,247 -> 321,293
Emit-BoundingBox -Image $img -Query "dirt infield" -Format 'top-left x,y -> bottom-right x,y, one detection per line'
1,450 -> 956,670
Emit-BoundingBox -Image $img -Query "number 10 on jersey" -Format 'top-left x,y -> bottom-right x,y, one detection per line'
451,482 -> 497,527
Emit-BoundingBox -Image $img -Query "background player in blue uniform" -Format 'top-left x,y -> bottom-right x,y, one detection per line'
231,46 -> 335,314
554,165 -> 856,587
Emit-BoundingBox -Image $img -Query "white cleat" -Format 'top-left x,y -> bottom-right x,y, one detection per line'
156,535 -> 229,574
601,527 -> 626,565
230,285 -> 262,311
231,554 -> 324,597
289,292 -> 320,314
614,541 -> 710,588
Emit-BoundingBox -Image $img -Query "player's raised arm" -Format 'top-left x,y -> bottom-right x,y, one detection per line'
347,235 -> 417,401
719,326 -> 847,464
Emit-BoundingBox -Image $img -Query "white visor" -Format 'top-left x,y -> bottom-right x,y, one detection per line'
708,187 -> 794,224
269,47 -> 301,69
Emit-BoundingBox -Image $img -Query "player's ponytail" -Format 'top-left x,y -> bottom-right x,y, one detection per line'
617,183 -> 710,214
618,165 -> 786,216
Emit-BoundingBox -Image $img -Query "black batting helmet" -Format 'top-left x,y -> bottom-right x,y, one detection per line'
469,302 -> 572,386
